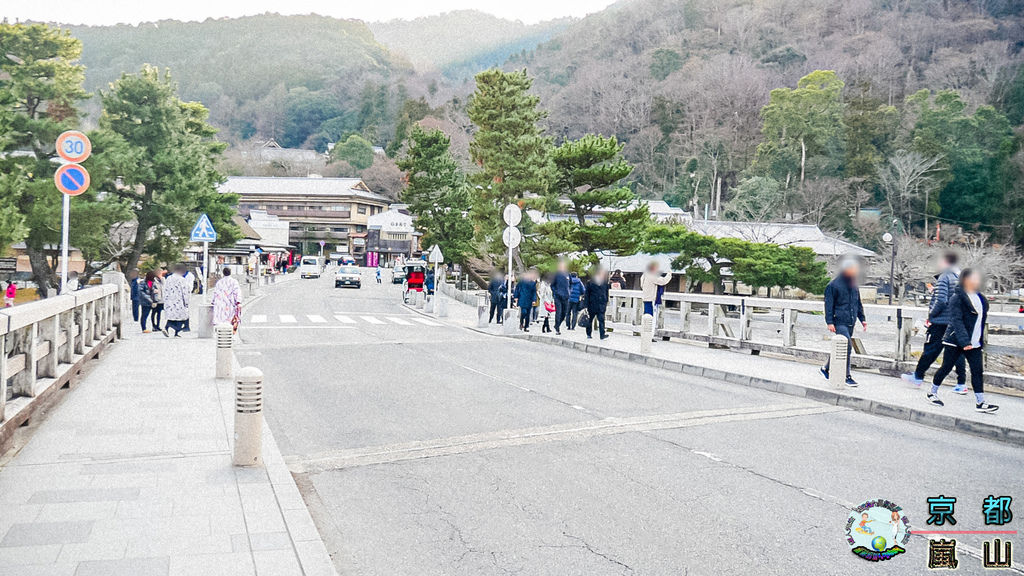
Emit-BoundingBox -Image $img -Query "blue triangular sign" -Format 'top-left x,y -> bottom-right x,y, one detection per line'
190,214 -> 218,242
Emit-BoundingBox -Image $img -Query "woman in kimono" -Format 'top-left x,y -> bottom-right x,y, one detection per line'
211,267 -> 243,332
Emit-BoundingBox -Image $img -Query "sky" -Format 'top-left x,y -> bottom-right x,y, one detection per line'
5,0 -> 618,26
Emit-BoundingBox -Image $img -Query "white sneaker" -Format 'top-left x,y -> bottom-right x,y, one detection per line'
901,373 -> 924,387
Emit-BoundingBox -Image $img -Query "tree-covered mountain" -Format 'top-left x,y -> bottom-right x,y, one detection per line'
70,14 -> 415,148
368,11 -> 571,79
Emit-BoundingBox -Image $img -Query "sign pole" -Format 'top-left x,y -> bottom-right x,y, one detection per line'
60,194 -> 70,293
506,245 -> 512,310
203,241 -> 209,302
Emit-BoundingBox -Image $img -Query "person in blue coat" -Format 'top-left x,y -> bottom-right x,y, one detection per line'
820,259 -> 867,387
584,268 -> 610,339
487,270 -> 507,324
567,272 -> 586,330
551,260 -> 571,334
128,269 -> 141,322
514,270 -> 538,332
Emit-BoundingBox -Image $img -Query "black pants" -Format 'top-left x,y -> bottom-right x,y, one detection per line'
489,301 -> 505,323
132,301 -> 140,322
823,324 -> 854,378
914,323 -> 965,383
150,304 -> 163,330
554,296 -> 569,331
165,319 -> 186,336
934,345 -> 984,394
567,300 -> 582,329
585,307 -> 606,338
519,306 -> 531,330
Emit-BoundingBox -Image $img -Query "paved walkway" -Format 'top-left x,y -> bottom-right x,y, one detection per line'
423,288 -> 1024,445
0,301 -> 336,576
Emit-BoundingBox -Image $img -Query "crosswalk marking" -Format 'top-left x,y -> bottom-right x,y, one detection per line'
334,315 -> 356,324
386,317 -> 413,325
411,317 -> 441,326
360,316 -> 385,325
251,315 -> 267,323
280,314 -> 297,323
307,314 -> 327,323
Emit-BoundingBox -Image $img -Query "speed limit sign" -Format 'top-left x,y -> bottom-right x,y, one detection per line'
55,130 -> 92,164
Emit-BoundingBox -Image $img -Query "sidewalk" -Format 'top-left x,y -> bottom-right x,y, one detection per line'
423,289 -> 1024,447
0,312 -> 336,575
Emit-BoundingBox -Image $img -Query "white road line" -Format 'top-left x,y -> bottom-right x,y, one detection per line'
280,314 -> 297,323
410,317 -> 441,326
334,315 -> 356,324
360,316 -> 385,325
307,314 -> 327,323
386,317 -> 413,325
251,315 -> 267,323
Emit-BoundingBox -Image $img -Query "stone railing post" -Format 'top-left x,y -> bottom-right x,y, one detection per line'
640,314 -> 654,353
895,308 -> 913,362
477,293 -> 488,328
59,308 -> 74,364
707,303 -> 720,337
37,315 -> 59,379
739,299 -> 752,341
12,324 -> 38,397
782,308 -> 798,348
680,301 -> 691,334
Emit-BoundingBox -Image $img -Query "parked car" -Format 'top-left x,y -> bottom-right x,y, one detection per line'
298,256 -> 322,279
392,267 -> 407,284
334,266 -> 361,288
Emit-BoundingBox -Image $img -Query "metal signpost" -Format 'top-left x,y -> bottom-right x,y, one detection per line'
53,130 -> 92,293
319,240 -> 325,257
428,244 -> 444,291
501,204 -> 522,310
190,214 -> 218,300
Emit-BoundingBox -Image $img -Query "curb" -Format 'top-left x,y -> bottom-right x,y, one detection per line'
520,334 -> 1024,448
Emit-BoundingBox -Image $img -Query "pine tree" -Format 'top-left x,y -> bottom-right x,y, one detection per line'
467,68 -> 554,257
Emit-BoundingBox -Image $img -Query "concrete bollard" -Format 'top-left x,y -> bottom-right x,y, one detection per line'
215,324 -> 234,379
640,313 -> 654,354
233,366 -> 264,467
829,334 -> 849,390
198,303 -> 214,339
424,294 -> 434,313
416,291 -> 426,310
437,295 -> 448,318
477,293 -> 488,328
503,309 -> 518,335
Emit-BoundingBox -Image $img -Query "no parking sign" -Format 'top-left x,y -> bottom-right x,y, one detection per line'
54,163 -> 90,196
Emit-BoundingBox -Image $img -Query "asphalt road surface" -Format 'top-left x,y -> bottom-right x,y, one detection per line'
239,268 -> 1024,575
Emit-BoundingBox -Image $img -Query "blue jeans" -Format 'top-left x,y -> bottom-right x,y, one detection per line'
823,324 -> 854,378
643,301 -> 654,315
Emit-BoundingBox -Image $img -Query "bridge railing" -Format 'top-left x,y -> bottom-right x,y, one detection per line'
608,289 -> 1024,391
1,275 -> 126,446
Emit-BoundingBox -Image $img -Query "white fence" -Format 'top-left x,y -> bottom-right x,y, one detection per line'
609,289 -> 1024,391
1,276 -> 125,447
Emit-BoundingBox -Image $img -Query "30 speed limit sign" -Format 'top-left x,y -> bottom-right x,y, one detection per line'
55,130 -> 92,164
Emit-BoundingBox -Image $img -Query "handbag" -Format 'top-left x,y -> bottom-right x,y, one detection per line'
544,301 -> 555,313
578,309 -> 591,326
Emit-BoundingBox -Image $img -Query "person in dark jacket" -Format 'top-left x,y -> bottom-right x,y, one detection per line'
567,272 -> 586,330
928,269 -> 998,413
129,268 -> 141,322
820,259 -> 867,387
902,252 -> 966,389
514,270 -> 538,332
487,270 -> 507,324
584,268 -> 611,339
551,260 -> 571,334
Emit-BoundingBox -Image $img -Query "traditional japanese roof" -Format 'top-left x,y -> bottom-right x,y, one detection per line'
218,176 -> 388,203
688,221 -> 875,257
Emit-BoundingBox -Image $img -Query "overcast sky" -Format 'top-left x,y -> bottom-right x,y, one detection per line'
7,0 -> 617,26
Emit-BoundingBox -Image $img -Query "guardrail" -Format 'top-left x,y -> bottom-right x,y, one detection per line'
608,289 -> 1024,391
1,275 -> 126,448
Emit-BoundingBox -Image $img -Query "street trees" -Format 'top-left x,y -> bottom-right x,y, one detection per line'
467,68 -> 554,256
877,150 -> 943,234
95,66 -> 238,272
397,126 -> 474,266
330,134 -> 375,171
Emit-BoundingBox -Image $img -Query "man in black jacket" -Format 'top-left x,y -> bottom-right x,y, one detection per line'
487,270 -> 507,324
585,268 -> 611,339
820,259 -> 867,387
902,252 -> 966,390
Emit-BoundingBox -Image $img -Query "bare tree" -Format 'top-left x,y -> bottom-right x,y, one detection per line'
870,235 -> 937,305
958,233 -> 1024,294
797,178 -> 848,227
878,150 -> 943,235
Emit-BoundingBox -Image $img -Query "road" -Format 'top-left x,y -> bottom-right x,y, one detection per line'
239,268 -> 1023,575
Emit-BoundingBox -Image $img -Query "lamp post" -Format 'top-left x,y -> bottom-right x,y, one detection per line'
882,218 -> 899,305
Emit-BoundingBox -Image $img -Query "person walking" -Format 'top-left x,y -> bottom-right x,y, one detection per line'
567,272 -> 586,330
514,270 -> 538,332
487,270 -> 507,324
551,261 -> 571,335
211,267 -> 243,332
640,261 -> 671,331
129,269 -> 141,321
610,269 -> 627,291
820,259 -> 867,387
537,276 -> 554,333
4,281 -> 16,307
376,266 -> 382,284
902,252 -> 966,391
149,269 -> 165,332
927,269 -> 998,413
585,268 -> 611,340
161,264 -> 191,337
139,271 -> 157,332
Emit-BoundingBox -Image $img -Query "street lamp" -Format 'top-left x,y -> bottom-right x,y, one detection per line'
882,225 -> 897,305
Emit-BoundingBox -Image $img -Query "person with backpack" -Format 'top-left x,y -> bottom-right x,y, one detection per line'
567,272 -> 586,330
927,269 -> 998,413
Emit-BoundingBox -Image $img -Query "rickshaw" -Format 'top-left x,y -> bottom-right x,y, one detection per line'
402,262 -> 427,303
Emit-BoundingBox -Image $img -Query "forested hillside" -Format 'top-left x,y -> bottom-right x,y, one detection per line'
71,14 -> 415,149
369,11 -> 571,79
500,0 -> 1024,245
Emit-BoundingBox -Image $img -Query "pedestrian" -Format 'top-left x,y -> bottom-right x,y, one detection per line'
3,281 -> 15,307
149,269 -> 165,332
640,261 -> 671,332
819,259 -> 867,387
551,260 -> 571,335
902,252 -> 966,391
161,264 -> 191,337
514,270 -> 538,332
927,269 -> 998,413
610,269 -> 627,291
211,267 -> 243,332
128,269 -> 141,321
567,272 -> 586,330
61,271 -> 80,294
425,268 -> 435,295
376,266 -> 382,284
487,270 -> 507,324
537,275 -> 554,333
585,268 -> 610,340
183,267 -> 197,294
139,271 -> 157,332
